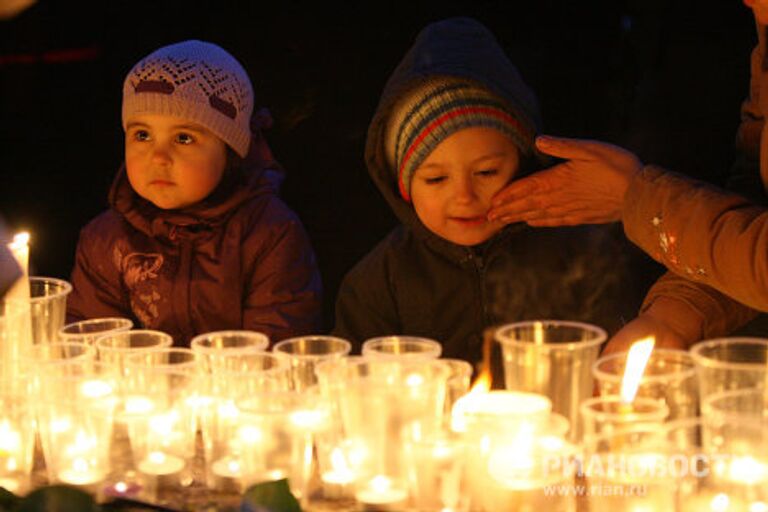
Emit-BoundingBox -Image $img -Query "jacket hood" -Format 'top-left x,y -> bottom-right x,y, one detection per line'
110,136 -> 283,241
364,17 -> 543,254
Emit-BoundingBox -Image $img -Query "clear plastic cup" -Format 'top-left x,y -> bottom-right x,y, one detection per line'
690,338 -> 768,403
362,336 -> 442,360
495,320 -> 607,441
272,335 -> 352,391
58,317 -> 133,345
593,348 -> 698,421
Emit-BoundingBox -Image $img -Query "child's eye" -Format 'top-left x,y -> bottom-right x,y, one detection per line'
424,176 -> 446,185
176,133 -> 195,145
133,130 -> 151,142
476,169 -> 499,177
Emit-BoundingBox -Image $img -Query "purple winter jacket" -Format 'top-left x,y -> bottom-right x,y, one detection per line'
66,162 -> 323,347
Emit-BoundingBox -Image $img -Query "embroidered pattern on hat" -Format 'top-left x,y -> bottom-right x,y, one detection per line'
128,56 -> 249,120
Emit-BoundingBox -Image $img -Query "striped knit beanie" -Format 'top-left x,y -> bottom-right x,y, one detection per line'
122,40 -> 253,158
386,77 -> 536,201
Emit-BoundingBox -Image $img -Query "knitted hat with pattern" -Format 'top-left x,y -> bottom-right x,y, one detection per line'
386,77 -> 536,201
122,40 -> 253,158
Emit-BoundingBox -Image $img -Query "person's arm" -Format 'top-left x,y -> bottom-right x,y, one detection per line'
241,209 -> 323,344
602,272 -> 759,355
67,223 -> 135,323
622,166 -> 768,311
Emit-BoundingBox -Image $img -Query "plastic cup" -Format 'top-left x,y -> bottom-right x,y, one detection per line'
362,336 -> 442,360
29,277 -> 72,344
593,348 -> 698,421
495,320 -> 607,441
190,330 -> 270,373
272,335 -> 352,391
690,338 -> 768,403
58,318 -> 133,345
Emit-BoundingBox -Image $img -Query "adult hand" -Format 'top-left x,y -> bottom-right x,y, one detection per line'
487,135 -> 642,227
601,312 -> 689,359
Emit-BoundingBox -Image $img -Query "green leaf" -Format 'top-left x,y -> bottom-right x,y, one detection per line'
17,485 -> 99,512
0,486 -> 20,511
240,479 -> 302,512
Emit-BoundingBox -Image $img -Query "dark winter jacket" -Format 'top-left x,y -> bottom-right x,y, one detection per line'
67,157 -> 322,347
332,17 -> 642,365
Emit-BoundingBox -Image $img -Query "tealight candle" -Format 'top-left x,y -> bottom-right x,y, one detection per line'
355,475 -> 408,511
681,492 -> 747,512
103,480 -> 142,498
59,457 -> 102,486
211,456 -> 242,479
138,451 -> 185,476
0,477 -> 20,493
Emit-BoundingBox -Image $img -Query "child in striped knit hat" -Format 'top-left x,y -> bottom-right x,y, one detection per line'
333,17 -> 640,367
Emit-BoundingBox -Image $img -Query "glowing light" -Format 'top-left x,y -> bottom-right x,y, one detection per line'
619,337 -> 655,404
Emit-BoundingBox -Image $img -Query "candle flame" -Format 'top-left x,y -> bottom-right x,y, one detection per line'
8,232 -> 29,250
468,369 -> 491,395
619,337 -> 655,404
370,475 -> 393,493
534,321 -> 544,345
710,493 -> 729,512
80,379 -> 113,398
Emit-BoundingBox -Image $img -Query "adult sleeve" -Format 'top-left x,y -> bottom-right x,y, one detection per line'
623,166 -> 768,312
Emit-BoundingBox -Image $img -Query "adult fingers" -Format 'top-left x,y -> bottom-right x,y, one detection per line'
535,135 -> 613,161
491,175 -> 546,207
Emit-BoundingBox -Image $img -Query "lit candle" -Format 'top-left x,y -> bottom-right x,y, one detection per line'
57,429 -> 104,486
0,420 -> 24,491
59,457 -> 102,486
681,492 -> 747,511
321,448 -> 355,485
355,475 -> 408,511
451,390 -> 551,433
0,420 -> 22,457
0,477 -> 19,493
320,446 -> 356,501
4,233 -> 32,378
103,480 -> 142,498
211,456 -> 243,479
619,337 -> 656,406
137,451 -> 185,476
7,233 -> 29,288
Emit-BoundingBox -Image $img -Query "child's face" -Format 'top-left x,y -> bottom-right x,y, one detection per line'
411,127 -> 520,246
124,114 -> 227,210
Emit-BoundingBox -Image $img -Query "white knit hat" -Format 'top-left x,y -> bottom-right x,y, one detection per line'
122,40 -> 253,157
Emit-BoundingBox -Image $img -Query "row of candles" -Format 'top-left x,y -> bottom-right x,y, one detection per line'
1,233 -> 767,511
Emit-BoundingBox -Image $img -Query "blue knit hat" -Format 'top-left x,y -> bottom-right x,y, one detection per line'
386,77 -> 536,201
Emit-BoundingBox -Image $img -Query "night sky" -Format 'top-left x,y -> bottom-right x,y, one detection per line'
0,1 -> 757,329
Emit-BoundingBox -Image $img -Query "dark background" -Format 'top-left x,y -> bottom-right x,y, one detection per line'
0,1 -> 757,330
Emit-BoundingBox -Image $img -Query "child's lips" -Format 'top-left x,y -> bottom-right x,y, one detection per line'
450,215 -> 487,226
149,179 -> 174,186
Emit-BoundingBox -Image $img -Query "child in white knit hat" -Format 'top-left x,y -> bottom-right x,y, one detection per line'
66,40 -> 322,346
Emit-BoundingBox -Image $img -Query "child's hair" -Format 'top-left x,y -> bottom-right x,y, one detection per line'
384,76 -> 539,201
122,40 -> 254,158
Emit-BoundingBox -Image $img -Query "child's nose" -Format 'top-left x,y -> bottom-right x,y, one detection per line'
453,177 -> 478,203
151,144 -> 172,165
